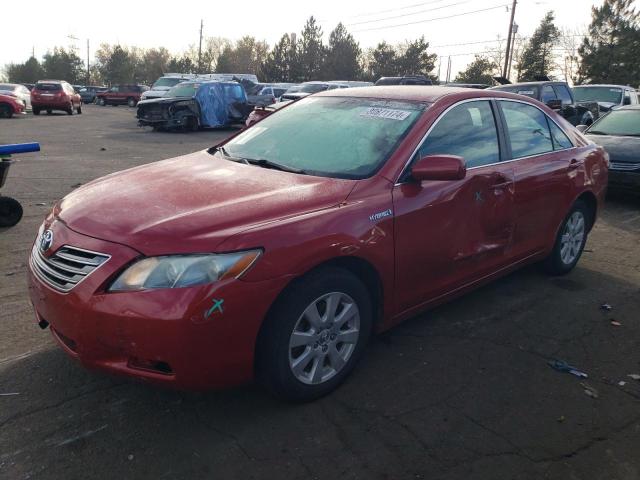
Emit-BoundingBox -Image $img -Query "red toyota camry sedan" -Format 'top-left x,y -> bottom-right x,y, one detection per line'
28,87 -> 608,401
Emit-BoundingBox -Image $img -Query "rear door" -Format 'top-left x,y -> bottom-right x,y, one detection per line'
496,99 -> 578,257
392,99 -> 516,313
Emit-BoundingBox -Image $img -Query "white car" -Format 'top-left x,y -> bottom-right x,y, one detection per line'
0,83 -> 32,111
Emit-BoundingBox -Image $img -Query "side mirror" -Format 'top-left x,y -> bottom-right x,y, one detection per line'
576,124 -> 589,133
411,154 -> 466,182
546,99 -> 562,110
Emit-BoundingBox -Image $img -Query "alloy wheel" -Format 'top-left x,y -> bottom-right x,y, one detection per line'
288,292 -> 360,385
560,211 -> 585,265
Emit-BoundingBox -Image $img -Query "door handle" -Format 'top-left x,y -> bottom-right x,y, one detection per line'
490,174 -> 512,189
568,159 -> 580,170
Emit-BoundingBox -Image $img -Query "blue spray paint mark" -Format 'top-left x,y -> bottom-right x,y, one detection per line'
205,298 -> 224,319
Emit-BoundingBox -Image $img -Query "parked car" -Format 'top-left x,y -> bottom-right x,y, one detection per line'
573,84 -> 639,113
375,75 -> 433,86
0,93 -> 26,118
140,75 -> 198,101
245,100 -> 291,127
96,84 -> 149,107
0,83 -> 32,111
78,86 -> 108,104
136,81 -> 250,131
489,81 -> 599,126
248,83 -> 296,106
443,83 -> 490,89
29,86 -> 607,401
280,81 -> 348,101
30,81 -> 82,115
579,105 -> 640,193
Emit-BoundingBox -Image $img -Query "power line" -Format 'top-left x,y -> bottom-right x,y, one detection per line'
345,0 -> 472,27
431,34 -> 587,49
321,0 -> 456,22
352,4 -> 510,33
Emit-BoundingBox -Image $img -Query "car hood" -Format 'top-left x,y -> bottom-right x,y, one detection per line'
137,96 -> 194,107
55,150 -> 355,255
586,134 -> 640,163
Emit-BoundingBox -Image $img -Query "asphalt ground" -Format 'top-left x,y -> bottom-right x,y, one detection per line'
1,105 -> 639,480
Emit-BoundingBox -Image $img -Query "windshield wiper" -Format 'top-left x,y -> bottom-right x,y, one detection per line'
214,146 -> 249,164
585,130 -> 607,135
245,158 -> 308,174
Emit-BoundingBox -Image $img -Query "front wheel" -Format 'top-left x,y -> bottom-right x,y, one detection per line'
544,200 -> 590,275
0,196 -> 23,227
0,104 -> 13,118
257,267 -> 372,402
127,97 -> 136,107
98,98 -> 106,106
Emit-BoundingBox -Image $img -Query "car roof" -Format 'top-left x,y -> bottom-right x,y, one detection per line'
574,84 -> 633,89
314,85 -> 482,102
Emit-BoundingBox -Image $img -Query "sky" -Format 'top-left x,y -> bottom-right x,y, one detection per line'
2,0 -> 605,80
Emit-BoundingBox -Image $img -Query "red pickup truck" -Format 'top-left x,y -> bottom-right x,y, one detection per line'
96,84 -> 149,107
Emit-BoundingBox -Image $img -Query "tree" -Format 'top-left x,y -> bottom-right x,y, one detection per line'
166,55 -> 196,74
4,57 -> 45,83
42,48 -> 85,83
455,55 -> 496,84
517,11 -> 560,81
396,36 -> 437,77
577,0 -> 640,86
96,44 -> 138,84
262,33 -> 300,82
214,36 -> 268,75
366,42 -> 398,80
325,23 -> 362,80
140,47 -> 171,84
298,16 -> 326,81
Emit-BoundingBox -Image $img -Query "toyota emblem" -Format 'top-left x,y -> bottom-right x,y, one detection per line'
40,230 -> 54,253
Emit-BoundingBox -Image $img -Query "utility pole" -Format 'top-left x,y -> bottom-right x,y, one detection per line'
445,56 -> 452,84
198,19 -> 204,74
502,0 -> 517,78
506,23 -> 518,79
86,39 -> 90,85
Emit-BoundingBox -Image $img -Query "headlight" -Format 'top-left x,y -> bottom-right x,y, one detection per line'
108,250 -> 261,292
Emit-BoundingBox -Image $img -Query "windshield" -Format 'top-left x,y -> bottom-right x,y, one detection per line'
221,96 -> 426,179
299,83 -> 329,93
587,109 -> 640,136
574,86 -> 623,105
153,78 -> 184,89
493,85 -> 539,99
0,84 -> 16,91
165,83 -> 199,97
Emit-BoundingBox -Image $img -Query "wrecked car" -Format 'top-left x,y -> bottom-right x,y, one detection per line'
136,81 -> 251,131
489,80 -> 599,126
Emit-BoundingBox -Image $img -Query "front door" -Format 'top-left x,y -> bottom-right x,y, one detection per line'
393,100 -> 516,314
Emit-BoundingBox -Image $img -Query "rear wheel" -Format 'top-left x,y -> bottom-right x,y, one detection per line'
77,104 -> 82,114
33,108 -> 40,115
98,98 -> 106,106
67,103 -> 74,115
46,109 -> 52,114
0,196 -> 23,227
544,200 -> 590,275
257,267 -> 372,402
127,97 -> 136,107
0,104 -> 13,118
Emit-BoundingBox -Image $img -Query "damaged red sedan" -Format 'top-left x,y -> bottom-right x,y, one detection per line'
28,87 -> 608,401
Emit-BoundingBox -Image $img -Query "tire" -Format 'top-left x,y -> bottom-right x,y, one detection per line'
98,98 -> 106,106
67,104 -> 74,115
0,196 -> 23,227
46,109 -> 52,115
127,97 -> 136,107
33,108 -> 40,115
256,267 -> 372,402
0,104 -> 13,118
77,105 -> 82,114
544,200 -> 590,275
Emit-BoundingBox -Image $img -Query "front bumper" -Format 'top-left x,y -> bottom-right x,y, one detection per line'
27,221 -> 288,390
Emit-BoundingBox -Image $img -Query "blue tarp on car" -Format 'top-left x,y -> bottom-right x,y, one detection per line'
195,81 -> 248,127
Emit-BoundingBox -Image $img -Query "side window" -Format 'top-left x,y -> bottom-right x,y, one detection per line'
417,100 -> 500,168
623,91 -> 632,105
547,118 -> 573,150
541,85 -> 557,104
500,101 -> 554,158
111,86 -> 119,92
554,85 -> 573,105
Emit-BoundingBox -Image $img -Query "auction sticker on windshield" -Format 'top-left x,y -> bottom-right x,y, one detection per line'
360,107 -> 412,121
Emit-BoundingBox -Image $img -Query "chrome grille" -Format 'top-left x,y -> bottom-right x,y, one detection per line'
30,244 -> 110,292
610,162 -> 640,172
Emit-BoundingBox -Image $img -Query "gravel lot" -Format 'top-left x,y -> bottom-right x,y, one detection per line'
1,105 -> 639,480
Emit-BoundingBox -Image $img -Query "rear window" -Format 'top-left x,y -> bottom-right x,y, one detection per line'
493,85 -> 539,99
35,83 -> 62,91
